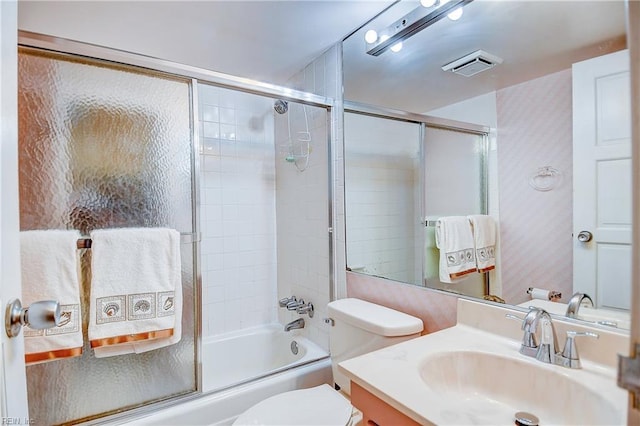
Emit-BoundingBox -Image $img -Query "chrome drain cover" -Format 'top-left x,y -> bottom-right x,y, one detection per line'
515,411 -> 539,426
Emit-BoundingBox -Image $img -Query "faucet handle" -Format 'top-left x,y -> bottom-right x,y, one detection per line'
505,313 -> 538,356
296,302 -> 314,318
279,296 -> 297,307
286,298 -> 305,310
555,330 -> 599,369
505,313 -> 523,322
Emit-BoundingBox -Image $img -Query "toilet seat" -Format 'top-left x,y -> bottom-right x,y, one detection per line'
232,384 -> 353,426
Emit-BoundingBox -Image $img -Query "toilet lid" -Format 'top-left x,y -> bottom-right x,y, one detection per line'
233,384 -> 352,426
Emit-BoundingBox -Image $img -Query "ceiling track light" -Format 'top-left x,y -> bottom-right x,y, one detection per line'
365,0 -> 473,56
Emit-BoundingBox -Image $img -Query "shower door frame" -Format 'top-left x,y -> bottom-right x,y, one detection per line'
16,30 -> 336,425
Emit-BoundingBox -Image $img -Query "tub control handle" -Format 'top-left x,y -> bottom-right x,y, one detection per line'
279,296 -> 297,308
324,318 -> 334,326
297,302 -> 314,318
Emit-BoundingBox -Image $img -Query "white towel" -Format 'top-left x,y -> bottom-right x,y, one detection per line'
467,215 -> 497,273
88,228 -> 181,354
20,230 -> 83,364
435,216 -> 476,283
93,276 -> 182,358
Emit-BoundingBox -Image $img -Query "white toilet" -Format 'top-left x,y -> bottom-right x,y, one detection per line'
233,298 -> 424,425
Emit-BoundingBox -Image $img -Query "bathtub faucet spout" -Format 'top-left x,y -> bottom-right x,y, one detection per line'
284,318 -> 305,332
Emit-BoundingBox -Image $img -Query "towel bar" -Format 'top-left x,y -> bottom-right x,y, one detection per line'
76,232 -> 200,249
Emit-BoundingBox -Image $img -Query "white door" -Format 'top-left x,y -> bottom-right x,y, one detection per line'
573,49 -> 631,311
0,0 -> 30,419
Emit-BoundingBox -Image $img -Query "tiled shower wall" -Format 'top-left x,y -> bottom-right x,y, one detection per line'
344,154 -> 420,282
277,44 -> 342,351
199,44 -> 341,345
343,113 -> 421,284
199,84 -> 278,337
274,104 -> 330,350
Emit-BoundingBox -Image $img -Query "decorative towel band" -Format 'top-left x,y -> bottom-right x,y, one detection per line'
25,347 -> 83,364
445,248 -> 476,279
449,269 -> 476,279
90,328 -> 174,348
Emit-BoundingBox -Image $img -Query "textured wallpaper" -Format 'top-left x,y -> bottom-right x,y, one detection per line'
496,69 -> 573,305
347,272 -> 458,334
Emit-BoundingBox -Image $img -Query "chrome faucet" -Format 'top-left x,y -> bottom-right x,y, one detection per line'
278,296 -> 314,317
508,307 -> 599,369
284,318 -> 305,332
565,292 -> 594,318
521,308 -> 558,363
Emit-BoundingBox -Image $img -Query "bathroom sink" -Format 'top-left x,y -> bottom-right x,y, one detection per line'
419,350 -> 624,425
339,300 -> 628,426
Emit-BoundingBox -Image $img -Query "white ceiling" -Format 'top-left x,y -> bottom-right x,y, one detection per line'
343,0 -> 627,112
17,0 -> 395,86
17,1 -> 628,112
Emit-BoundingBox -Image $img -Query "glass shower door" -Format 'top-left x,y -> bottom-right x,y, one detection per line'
18,48 -> 197,424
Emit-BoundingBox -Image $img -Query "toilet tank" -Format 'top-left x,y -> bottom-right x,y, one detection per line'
327,298 -> 423,395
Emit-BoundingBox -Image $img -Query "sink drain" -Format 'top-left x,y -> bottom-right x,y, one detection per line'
514,411 -> 539,426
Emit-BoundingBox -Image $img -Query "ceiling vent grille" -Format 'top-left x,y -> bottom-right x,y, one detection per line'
442,50 -> 503,77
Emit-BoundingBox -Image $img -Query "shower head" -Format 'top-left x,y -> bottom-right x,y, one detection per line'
274,99 -> 288,114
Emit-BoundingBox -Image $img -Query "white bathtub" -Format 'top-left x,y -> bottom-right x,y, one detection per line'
120,324 -> 332,425
203,324 -> 329,392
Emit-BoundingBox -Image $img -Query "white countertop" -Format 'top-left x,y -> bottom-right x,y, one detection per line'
338,299 -> 627,425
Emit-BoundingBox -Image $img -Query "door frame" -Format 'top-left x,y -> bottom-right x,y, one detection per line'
0,0 -> 29,419
628,0 -> 640,421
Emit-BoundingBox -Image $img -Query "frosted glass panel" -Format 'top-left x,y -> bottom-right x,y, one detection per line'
18,48 -> 196,424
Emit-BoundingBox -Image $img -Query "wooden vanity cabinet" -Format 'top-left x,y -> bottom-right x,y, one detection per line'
350,382 -> 423,426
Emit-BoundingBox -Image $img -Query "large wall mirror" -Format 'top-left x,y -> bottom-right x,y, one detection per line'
342,0 -> 631,330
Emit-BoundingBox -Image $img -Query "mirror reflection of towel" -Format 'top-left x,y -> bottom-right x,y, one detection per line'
435,216 -> 476,283
467,215 -> 496,273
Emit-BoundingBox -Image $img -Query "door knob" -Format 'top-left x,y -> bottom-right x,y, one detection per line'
5,299 -> 61,338
577,231 -> 593,242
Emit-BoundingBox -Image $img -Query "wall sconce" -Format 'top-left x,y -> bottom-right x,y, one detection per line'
365,0 -> 474,56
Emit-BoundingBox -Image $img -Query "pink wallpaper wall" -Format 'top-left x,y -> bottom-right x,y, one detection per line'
346,272 -> 457,334
496,69 -> 573,305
